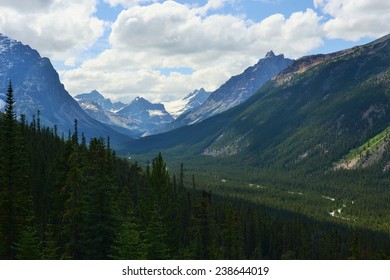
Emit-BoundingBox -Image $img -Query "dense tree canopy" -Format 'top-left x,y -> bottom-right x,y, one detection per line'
1,83 -> 390,260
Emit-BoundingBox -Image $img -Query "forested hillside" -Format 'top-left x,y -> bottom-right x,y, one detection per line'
1,82 -> 390,260
117,35 -> 390,236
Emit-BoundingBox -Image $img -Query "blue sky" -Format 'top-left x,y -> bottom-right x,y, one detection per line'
0,0 -> 388,102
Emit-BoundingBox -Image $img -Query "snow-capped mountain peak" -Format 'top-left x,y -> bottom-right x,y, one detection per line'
163,88 -> 210,118
118,97 -> 171,120
75,91 -> 175,138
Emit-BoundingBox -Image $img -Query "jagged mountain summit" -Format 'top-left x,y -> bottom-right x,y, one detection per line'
75,90 -> 144,138
117,97 -> 174,137
75,99 -> 143,138
163,88 -> 211,118
166,51 -> 294,130
0,33 -> 129,145
74,90 -> 126,112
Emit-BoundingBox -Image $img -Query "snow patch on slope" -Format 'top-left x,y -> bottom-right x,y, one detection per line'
148,110 -> 166,117
163,99 -> 187,118
0,35 -> 17,54
0,99 -> 5,110
163,88 -> 210,119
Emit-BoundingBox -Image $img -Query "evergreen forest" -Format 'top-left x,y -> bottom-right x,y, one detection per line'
1,82 -> 390,260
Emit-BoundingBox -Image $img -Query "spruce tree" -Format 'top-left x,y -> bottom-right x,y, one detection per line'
14,217 -> 42,260
83,138 -> 119,259
40,224 -> 59,259
143,208 -> 170,259
151,153 -> 170,195
185,191 -> 219,259
62,147 -> 86,259
111,213 -> 147,259
0,81 -> 31,259
221,210 -> 244,259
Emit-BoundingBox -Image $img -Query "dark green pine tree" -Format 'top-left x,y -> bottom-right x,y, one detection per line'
14,217 -> 42,260
61,146 -> 87,259
0,81 -> 31,259
179,163 -> 184,189
40,224 -> 59,259
143,208 -> 170,259
72,119 -> 78,146
151,153 -> 187,256
83,138 -> 119,259
111,212 -> 147,260
185,191 -> 219,259
221,210 -> 245,259
150,153 -> 171,196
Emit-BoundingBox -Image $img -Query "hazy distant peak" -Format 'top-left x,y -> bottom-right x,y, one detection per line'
184,88 -> 207,100
265,50 -> 275,58
75,90 -> 104,101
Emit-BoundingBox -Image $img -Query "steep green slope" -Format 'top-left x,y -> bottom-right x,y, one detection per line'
122,34 -> 390,173
237,47 -> 390,171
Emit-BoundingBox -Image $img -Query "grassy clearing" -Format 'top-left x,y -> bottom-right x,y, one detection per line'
345,126 -> 390,161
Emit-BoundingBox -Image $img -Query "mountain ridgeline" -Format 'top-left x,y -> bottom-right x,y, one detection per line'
75,90 -> 126,112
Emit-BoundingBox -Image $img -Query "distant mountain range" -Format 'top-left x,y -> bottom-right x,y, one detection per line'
75,90 -> 126,112
74,52 -> 293,137
122,34 -> 390,174
75,91 -> 175,137
75,88 -> 211,137
75,90 -> 145,138
0,33 -> 129,145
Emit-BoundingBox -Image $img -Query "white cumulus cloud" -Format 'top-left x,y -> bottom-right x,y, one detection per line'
0,0 -> 105,61
315,0 -> 390,41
